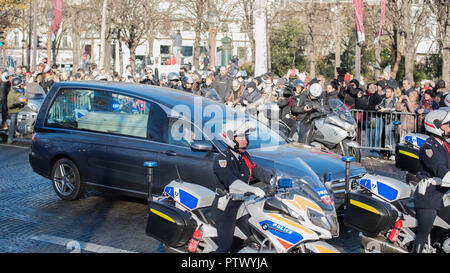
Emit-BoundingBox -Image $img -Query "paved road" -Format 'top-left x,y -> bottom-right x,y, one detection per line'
0,142 -> 406,253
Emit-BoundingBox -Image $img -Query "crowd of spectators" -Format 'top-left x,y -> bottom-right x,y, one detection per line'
1,60 -> 449,159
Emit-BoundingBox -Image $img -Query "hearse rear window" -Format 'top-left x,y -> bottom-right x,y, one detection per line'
46,89 -> 150,138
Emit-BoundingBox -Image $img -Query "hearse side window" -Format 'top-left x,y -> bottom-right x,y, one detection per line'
46,89 -> 150,138
167,118 -> 205,148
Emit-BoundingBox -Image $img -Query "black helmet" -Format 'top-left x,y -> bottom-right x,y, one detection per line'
292,79 -> 305,88
168,72 -> 180,82
181,76 -> 194,91
181,76 -> 194,85
11,77 -> 22,88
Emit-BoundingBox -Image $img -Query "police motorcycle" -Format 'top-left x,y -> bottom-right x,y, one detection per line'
144,163 -> 341,253
257,102 -> 298,141
247,83 -> 298,141
0,80 -> 46,141
394,108 -> 450,183
341,157 -> 450,253
395,132 -> 429,184
306,99 -> 361,162
15,83 -> 46,138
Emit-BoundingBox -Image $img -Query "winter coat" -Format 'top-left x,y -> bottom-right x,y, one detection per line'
240,88 -> 262,105
212,75 -> 233,101
7,88 -> 26,114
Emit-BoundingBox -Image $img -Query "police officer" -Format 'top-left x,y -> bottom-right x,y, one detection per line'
291,83 -> 324,144
7,77 -> 26,144
413,109 -> 450,252
178,75 -> 195,94
164,72 -> 180,89
211,120 -> 272,253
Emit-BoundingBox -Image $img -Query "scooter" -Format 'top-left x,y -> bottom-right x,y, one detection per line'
341,157 -> 450,253
307,99 -> 361,162
144,162 -> 341,253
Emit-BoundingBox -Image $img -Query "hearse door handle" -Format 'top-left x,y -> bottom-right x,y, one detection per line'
165,151 -> 177,156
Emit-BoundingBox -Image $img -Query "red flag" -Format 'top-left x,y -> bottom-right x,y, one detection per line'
374,0 -> 386,44
353,0 -> 365,44
52,0 -> 63,37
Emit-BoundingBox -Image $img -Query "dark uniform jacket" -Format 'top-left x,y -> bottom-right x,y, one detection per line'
291,92 -> 324,123
415,136 -> 450,210
355,93 -> 383,111
211,147 -> 271,253
211,75 -> 232,102
213,148 -> 272,192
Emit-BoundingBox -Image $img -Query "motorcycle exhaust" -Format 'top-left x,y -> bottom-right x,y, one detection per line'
360,234 -> 408,253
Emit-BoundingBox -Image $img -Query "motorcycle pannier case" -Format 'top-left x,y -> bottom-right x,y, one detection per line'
395,145 -> 420,174
146,200 -> 197,248
344,192 -> 398,238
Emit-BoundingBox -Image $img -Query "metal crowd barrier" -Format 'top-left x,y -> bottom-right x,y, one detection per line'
48,92 -> 92,122
350,109 -> 420,153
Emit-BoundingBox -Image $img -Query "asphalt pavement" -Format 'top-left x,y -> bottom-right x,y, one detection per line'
0,142 -> 407,253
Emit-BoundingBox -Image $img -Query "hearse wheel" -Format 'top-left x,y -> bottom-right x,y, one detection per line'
51,158 -> 85,201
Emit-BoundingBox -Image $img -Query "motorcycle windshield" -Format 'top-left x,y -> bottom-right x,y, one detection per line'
289,176 -> 334,212
25,83 -> 46,99
204,116 -> 288,149
288,176 -> 339,236
328,99 -> 354,125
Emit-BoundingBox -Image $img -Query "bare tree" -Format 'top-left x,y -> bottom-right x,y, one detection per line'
426,0 -> 450,85
99,0 -> 108,69
0,0 -> 30,29
294,1 -> 333,78
173,0 -> 236,70
173,0 -> 209,70
144,1 -> 175,62
237,0 -> 255,72
109,0 -> 149,76
386,0 -> 429,82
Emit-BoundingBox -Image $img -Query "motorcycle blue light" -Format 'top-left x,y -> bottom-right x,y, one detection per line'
278,178 -> 293,188
341,156 -> 355,162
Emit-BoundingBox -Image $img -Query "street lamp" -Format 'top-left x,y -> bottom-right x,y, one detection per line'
21,39 -> 25,66
110,28 -> 120,73
208,6 -> 219,69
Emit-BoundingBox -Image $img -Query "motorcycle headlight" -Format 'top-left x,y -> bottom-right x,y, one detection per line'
325,210 -> 339,237
306,208 -> 339,237
307,208 -> 330,231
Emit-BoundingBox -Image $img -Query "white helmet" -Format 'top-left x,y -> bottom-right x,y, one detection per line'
220,119 -> 257,149
309,83 -> 323,98
424,109 -> 450,137
445,93 -> 450,107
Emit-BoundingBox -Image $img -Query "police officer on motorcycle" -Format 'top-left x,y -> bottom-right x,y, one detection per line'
164,72 -> 180,90
291,83 -> 324,144
413,109 -> 450,252
212,120 -> 272,253
178,75 -> 195,94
